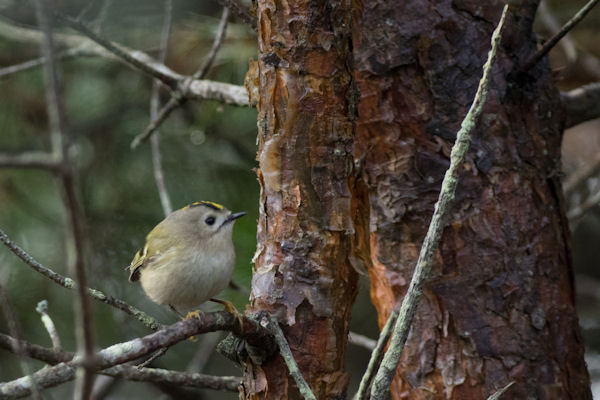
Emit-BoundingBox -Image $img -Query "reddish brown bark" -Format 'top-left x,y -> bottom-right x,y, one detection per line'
353,1 -> 591,399
242,0 -> 359,398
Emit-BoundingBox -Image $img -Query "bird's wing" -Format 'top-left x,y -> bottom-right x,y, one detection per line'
127,227 -> 173,282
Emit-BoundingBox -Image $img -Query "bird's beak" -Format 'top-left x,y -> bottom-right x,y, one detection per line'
224,211 -> 247,224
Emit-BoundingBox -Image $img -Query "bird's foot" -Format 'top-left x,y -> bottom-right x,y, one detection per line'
210,298 -> 243,330
184,309 -> 203,341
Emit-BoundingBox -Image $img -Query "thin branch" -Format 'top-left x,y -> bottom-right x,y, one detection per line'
215,0 -> 256,31
369,5 -> 511,399
34,1 -> 95,398
35,300 -> 62,350
261,316 -> 316,400
0,227 -> 163,331
521,0 -> 600,72
0,17 -> 248,107
487,381 -> 515,400
563,151 -> 600,196
150,0 -> 174,216
567,186 -> 600,220
0,278 -> 43,400
131,8 -> 231,149
562,82 -> 600,129
0,152 -> 59,170
538,0 -> 577,65
355,311 -> 397,400
0,333 -> 241,392
347,331 -> 376,351
0,311 -> 270,398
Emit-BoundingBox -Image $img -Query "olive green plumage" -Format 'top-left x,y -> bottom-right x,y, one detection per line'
127,201 -> 245,315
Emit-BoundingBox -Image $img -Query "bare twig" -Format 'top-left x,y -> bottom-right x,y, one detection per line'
0,17 -> 249,107
0,152 -> 59,170
34,1 -> 95,398
487,381 -> 515,400
35,300 -> 62,350
136,347 -> 168,369
215,0 -> 256,31
261,316 -> 316,400
347,331 -> 376,351
355,311 -> 397,400
521,0 -> 600,72
131,8 -> 231,149
0,278 -> 43,400
567,186 -> 600,220
538,1 -> 577,64
0,227 -> 163,331
369,6 -> 510,399
564,153 -> 600,196
0,311 -> 269,398
150,0 -> 174,216
0,333 -> 241,392
562,82 -> 600,129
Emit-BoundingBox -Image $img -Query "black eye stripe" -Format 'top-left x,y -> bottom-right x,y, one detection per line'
205,216 -> 216,226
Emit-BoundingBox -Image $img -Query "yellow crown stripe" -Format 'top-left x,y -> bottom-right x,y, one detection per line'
183,201 -> 224,211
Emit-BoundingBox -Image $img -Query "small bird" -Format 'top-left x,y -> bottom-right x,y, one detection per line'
127,201 -> 246,319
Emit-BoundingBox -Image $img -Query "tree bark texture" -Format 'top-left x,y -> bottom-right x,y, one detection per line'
242,0 -> 360,398
353,1 -> 591,399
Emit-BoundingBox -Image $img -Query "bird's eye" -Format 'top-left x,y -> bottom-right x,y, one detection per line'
205,216 -> 216,226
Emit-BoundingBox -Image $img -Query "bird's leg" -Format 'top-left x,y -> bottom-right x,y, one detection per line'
169,304 -> 185,319
210,298 -> 243,329
170,304 -> 202,341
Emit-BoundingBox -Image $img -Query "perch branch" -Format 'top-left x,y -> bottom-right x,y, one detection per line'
0,311 -> 268,398
521,0 -> 599,72
0,228 -> 163,331
561,82 -> 600,129
369,5 -> 510,399
0,333 -> 240,393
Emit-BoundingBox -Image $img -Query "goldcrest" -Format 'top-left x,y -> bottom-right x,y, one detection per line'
127,201 -> 246,316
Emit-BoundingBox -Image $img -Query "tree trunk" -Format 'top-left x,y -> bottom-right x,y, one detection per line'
353,1 -> 591,399
241,0 -> 360,398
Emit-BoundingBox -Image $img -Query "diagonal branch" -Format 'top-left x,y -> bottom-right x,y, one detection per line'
34,1 -> 95,398
0,17 -> 248,106
0,228 -> 163,331
369,5 -> 511,399
562,82 -> 600,129
0,312 -> 271,398
521,0 -> 600,72
0,333 -> 240,392
131,7 -> 231,149
215,0 -> 256,31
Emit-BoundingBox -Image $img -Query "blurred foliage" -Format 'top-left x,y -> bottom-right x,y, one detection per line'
0,0 -> 599,398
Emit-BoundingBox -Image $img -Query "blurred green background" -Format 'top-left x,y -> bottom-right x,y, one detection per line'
0,1 -> 598,399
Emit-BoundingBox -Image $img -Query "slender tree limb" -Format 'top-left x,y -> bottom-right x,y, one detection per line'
563,152 -> 600,196
131,8 -> 231,149
355,311 -> 397,400
0,333 -> 240,392
0,17 -> 249,107
150,0 -> 174,216
538,0 -> 577,65
347,331 -> 376,351
0,312 -> 269,398
567,186 -> 600,220
34,2 -> 95,398
35,300 -> 62,351
0,152 -> 59,170
0,228 -> 163,332
369,6 -> 511,399
0,279 -> 43,400
487,381 -> 515,400
215,0 -> 256,31
521,0 -> 600,72
562,82 -> 600,129
261,316 -> 316,400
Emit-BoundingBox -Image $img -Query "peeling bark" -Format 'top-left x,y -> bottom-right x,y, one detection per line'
243,0 -> 359,398
353,1 -> 591,399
